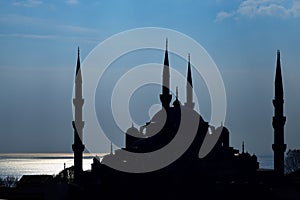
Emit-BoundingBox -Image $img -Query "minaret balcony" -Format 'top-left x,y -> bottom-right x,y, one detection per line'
272,143 -> 287,152
72,143 -> 85,152
273,99 -> 284,106
73,98 -> 84,106
272,116 -> 286,128
72,120 -> 85,130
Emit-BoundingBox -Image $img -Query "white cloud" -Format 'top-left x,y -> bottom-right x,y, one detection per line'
66,0 -> 79,5
12,0 -> 43,7
58,24 -> 98,34
237,0 -> 290,18
216,0 -> 300,21
215,11 -> 235,22
290,0 -> 300,16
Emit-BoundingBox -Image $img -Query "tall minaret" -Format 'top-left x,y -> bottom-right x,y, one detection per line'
72,47 -> 85,181
160,39 -> 172,109
185,53 -> 195,109
272,50 -> 286,176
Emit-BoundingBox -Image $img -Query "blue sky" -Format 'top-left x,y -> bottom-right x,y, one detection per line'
0,0 -> 300,156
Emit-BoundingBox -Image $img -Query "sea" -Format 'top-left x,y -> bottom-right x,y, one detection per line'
0,153 -> 103,179
0,153 -> 274,179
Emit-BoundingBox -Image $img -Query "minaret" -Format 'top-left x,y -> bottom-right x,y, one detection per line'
72,47 -> 85,181
160,39 -> 172,109
272,50 -> 286,176
185,53 -> 195,109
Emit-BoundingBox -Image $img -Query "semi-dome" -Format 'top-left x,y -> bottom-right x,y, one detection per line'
126,123 -> 139,136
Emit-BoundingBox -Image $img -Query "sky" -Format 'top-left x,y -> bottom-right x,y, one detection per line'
0,0 -> 300,156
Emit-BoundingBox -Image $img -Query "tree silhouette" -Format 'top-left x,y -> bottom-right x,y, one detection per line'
285,149 -> 300,174
0,176 -> 18,187
56,166 -> 75,183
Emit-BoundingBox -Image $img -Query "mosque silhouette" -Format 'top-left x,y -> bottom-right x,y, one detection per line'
71,41 -> 287,199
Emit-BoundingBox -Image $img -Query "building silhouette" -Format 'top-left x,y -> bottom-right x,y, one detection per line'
0,44 -> 297,200
87,41 -> 258,182
67,44 -> 297,200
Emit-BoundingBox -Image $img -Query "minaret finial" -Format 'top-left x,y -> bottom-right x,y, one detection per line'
166,38 -> 168,51
176,86 -> 179,99
188,53 -> 190,63
76,47 -> 81,76
242,141 -> 245,153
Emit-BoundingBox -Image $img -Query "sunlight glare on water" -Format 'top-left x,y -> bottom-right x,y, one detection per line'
0,153 -> 107,179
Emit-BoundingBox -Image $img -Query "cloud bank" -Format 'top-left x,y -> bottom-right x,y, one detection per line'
216,0 -> 300,21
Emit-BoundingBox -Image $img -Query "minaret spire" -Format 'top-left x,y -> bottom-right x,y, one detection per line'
160,38 -> 172,109
72,47 -> 85,182
275,50 -> 283,100
76,47 -> 80,75
272,49 -> 286,177
185,53 -> 195,109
